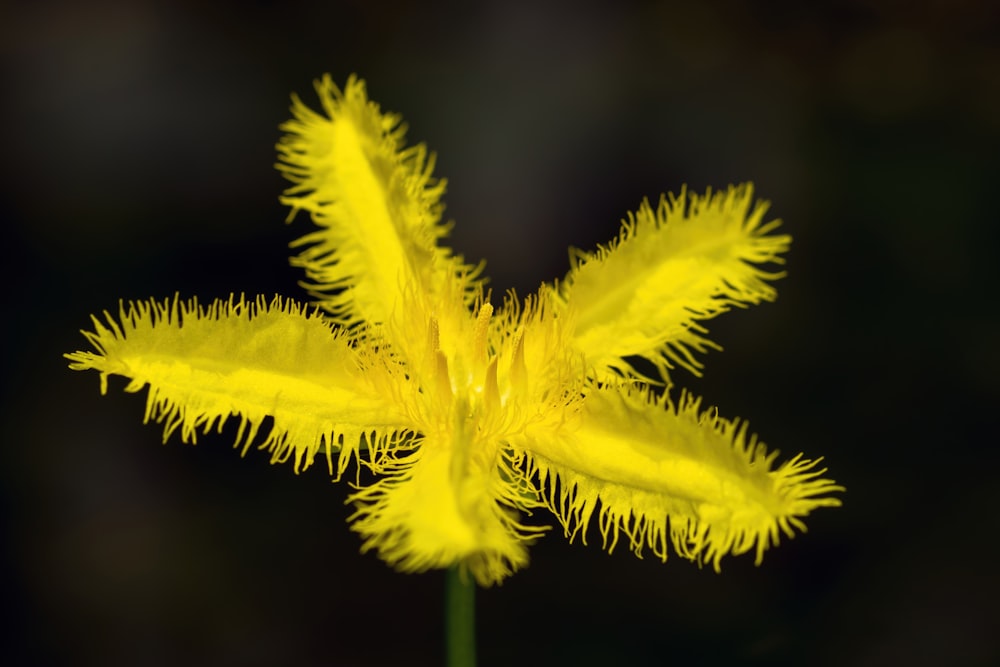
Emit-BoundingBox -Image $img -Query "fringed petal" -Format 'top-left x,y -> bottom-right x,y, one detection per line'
276,74 -> 484,330
557,183 -> 791,382
65,295 -> 409,478
348,438 -> 545,586
521,385 -> 842,570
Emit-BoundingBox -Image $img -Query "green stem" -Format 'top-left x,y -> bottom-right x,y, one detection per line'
445,565 -> 476,667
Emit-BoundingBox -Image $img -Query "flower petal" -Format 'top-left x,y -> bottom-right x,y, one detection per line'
276,74 -> 483,330
65,295 -> 408,477
348,438 -> 543,586
521,385 -> 842,570
558,183 -> 790,381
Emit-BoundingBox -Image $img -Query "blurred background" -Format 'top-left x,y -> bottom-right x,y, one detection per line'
2,1 -> 998,665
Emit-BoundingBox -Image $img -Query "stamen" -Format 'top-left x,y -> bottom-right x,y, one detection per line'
428,317 -> 440,353
425,317 -> 443,384
473,303 -> 493,363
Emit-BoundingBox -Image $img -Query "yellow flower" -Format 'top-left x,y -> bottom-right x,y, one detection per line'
66,75 -> 842,586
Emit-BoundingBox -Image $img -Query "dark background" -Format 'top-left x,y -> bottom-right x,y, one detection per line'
3,1 -> 998,665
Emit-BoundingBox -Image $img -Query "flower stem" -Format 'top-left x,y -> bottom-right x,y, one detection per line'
445,565 -> 476,667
